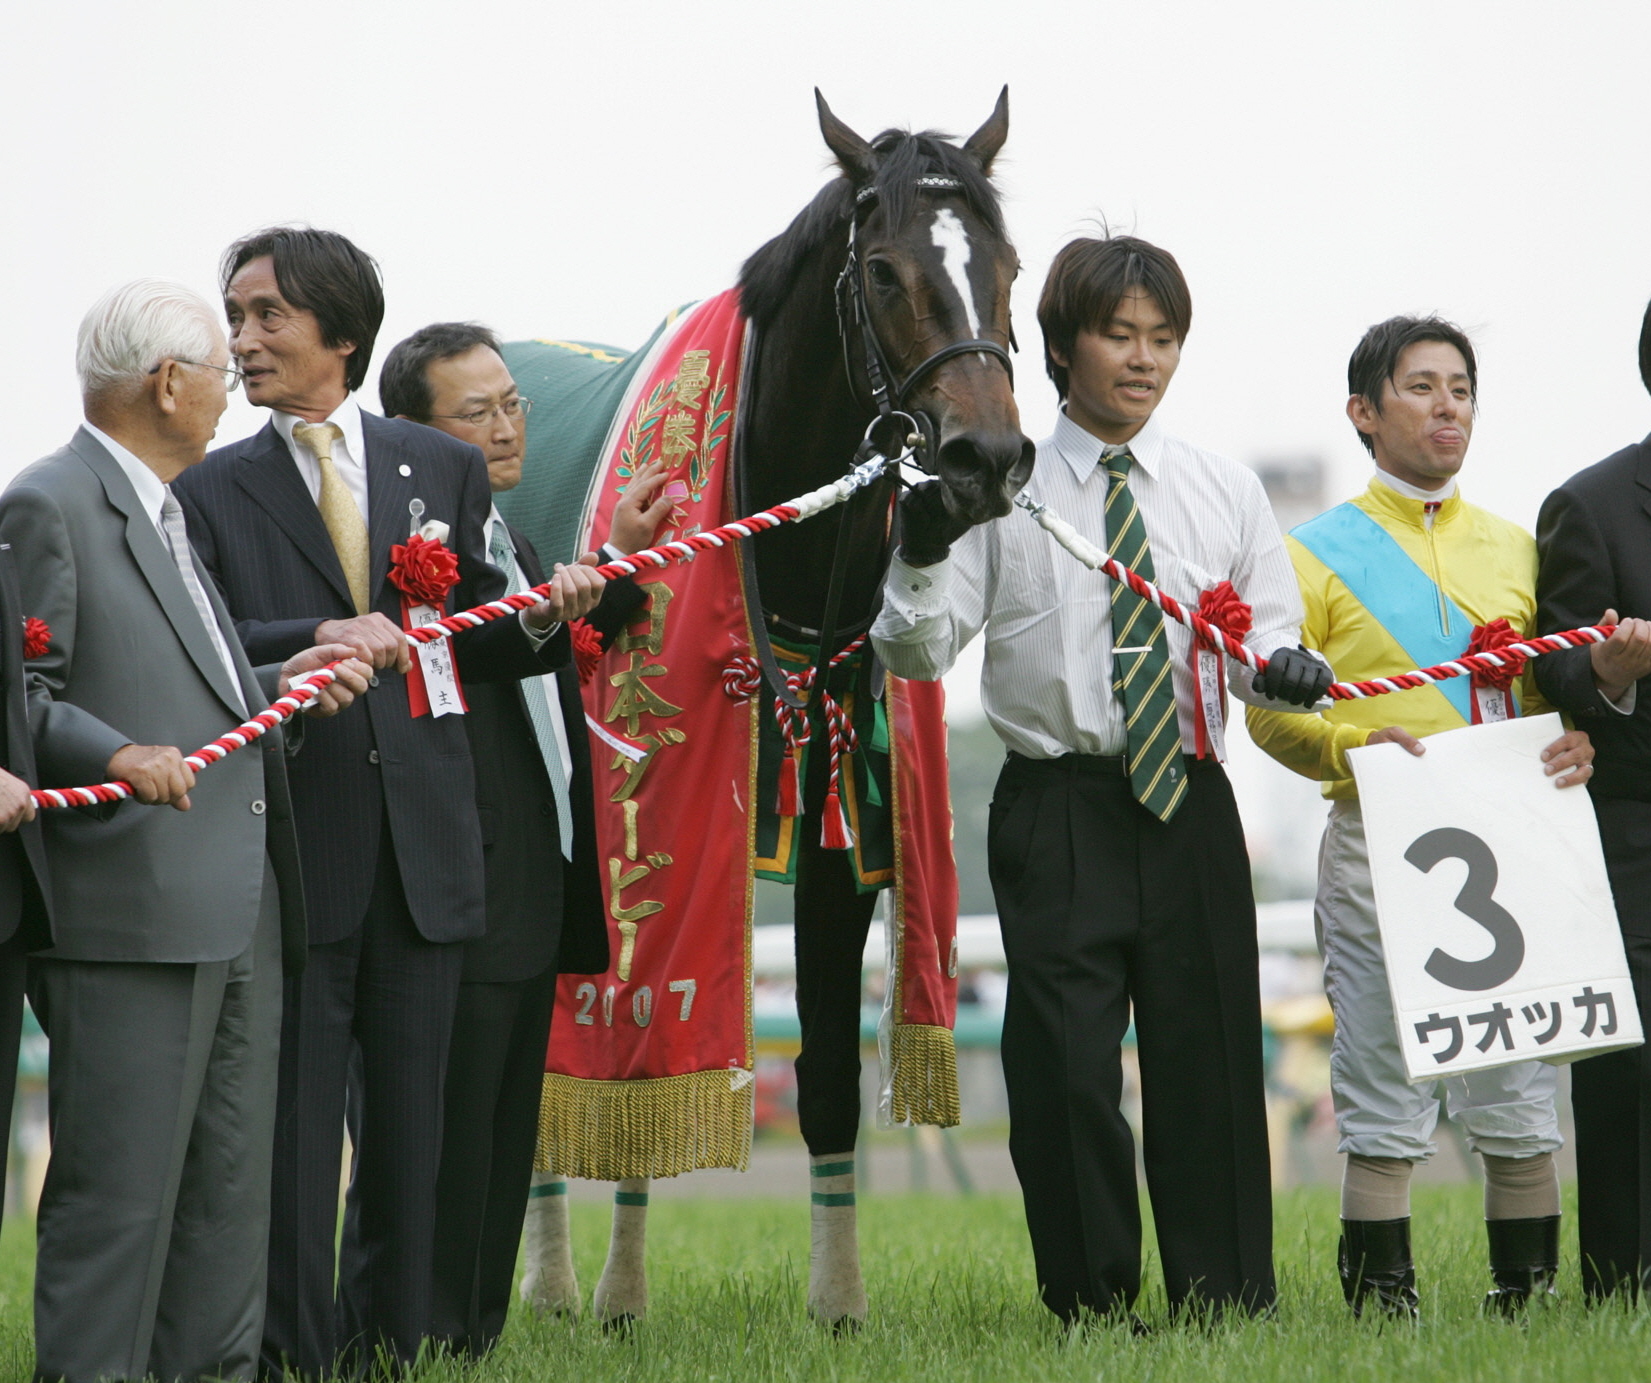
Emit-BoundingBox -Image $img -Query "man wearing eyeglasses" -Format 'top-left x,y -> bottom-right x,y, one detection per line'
173,229 -> 609,1378
377,322 -> 666,1354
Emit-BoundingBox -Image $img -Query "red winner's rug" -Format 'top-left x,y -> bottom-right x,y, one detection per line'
536,290 -> 960,1180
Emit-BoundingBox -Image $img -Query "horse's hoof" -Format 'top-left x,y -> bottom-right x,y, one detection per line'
600,1312 -> 639,1335
522,1295 -> 582,1320
808,1305 -> 866,1335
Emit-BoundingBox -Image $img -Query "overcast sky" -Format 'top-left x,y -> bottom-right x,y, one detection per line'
5,0 -> 1647,887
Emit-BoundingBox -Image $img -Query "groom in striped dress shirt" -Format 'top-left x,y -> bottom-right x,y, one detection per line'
873,236 -> 1332,1325
380,323 -> 666,1354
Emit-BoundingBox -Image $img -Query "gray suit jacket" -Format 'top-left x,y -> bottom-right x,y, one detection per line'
1,428 -> 306,970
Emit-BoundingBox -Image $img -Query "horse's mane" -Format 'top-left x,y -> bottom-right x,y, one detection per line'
738,128 -> 1005,331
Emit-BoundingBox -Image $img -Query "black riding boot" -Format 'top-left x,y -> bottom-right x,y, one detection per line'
1483,1216 -> 1561,1315
1338,1218 -> 1419,1320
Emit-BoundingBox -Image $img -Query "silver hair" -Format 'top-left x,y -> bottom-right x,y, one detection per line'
75,279 -> 220,399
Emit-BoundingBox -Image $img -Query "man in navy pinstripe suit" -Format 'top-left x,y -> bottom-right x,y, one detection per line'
174,228 -> 605,1379
380,322 -> 664,1355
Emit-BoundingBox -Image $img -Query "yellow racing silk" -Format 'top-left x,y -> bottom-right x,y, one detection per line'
1246,478 -> 1551,799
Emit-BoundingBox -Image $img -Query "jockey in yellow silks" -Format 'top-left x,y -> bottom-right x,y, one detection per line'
1246,315 -> 1598,1325
1248,475 -> 1553,795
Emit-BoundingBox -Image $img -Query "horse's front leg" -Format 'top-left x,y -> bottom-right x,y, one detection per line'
519,1171 -> 580,1316
593,1178 -> 652,1325
795,825 -> 880,1327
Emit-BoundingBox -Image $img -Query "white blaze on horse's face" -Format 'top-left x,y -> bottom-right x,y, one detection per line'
928,208 -> 982,339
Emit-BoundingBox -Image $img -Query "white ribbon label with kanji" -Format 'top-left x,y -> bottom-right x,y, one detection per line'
1349,712 -> 1641,1082
408,603 -> 463,717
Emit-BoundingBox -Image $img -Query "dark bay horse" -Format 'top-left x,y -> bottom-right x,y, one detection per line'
521,90 -> 1032,1327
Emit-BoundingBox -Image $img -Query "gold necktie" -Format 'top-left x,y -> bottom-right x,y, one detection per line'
293,421 -> 370,616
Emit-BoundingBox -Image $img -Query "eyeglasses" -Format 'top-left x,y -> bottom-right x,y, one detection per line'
149,358 -> 244,392
428,396 -> 533,428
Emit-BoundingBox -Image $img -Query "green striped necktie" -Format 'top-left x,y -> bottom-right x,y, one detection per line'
1103,446 -> 1187,822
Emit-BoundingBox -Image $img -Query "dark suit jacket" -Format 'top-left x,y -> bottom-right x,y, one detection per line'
462,522 -> 641,982
2,428 -> 305,969
175,411 -> 566,946
1534,433 -> 1651,803
0,547 -> 50,949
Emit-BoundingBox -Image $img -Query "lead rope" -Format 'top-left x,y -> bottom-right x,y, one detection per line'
30,453 -> 899,810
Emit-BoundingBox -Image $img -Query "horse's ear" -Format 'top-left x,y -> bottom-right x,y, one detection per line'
962,86 -> 1010,173
816,89 -> 875,185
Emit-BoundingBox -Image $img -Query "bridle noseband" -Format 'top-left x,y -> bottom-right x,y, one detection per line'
833,176 -> 1016,475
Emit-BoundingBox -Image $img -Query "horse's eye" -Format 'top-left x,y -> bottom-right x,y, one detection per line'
866,259 -> 901,292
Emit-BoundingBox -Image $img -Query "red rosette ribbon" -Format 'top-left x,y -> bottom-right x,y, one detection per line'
1465,619 -> 1528,691
22,617 -> 50,660
388,533 -> 461,605
389,534 -> 465,717
1196,581 -> 1253,651
571,619 -> 604,685
1191,582 -> 1253,760
1464,619 -> 1527,724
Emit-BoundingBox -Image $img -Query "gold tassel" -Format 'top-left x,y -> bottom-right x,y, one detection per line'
887,1023 -> 961,1127
534,1069 -> 754,1180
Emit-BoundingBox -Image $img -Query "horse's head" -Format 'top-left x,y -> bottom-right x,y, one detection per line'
816,89 -> 1035,524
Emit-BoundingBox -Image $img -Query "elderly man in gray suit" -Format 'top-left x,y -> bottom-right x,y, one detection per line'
5,280 -> 370,1383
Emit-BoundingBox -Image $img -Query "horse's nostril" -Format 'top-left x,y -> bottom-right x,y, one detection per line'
936,431 -> 1034,519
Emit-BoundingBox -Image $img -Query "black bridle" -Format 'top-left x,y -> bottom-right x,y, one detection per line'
833,175 -> 1016,473
746,174 -> 1018,714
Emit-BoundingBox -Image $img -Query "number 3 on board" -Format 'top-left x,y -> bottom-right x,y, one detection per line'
1405,826 -> 1526,991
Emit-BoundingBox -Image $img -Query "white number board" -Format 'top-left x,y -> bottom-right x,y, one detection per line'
1348,712 -> 1641,1083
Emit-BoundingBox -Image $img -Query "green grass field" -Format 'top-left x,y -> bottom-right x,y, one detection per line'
0,1183 -> 1645,1381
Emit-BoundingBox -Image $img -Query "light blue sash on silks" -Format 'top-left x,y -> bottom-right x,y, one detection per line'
1291,501 -> 1477,723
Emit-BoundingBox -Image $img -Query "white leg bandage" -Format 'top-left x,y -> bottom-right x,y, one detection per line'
807,1153 -> 868,1326
593,1178 -> 650,1323
518,1172 -> 581,1315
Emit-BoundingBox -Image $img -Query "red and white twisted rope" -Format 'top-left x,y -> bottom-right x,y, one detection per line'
1015,494 -> 1614,702
31,671 -> 341,809
29,455 -> 896,810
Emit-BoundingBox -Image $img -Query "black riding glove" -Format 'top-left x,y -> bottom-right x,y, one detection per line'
898,479 -> 973,568
1253,645 -> 1333,708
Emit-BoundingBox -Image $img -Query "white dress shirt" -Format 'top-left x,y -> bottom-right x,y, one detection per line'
83,422 -> 170,542
485,506 -> 576,793
273,396 -> 369,523
872,410 -> 1314,761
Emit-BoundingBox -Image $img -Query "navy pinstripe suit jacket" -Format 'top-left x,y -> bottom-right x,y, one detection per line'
175,412 -> 562,946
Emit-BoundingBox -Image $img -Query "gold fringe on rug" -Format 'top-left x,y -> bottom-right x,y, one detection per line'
534,1068 -> 754,1179
887,1023 -> 961,1127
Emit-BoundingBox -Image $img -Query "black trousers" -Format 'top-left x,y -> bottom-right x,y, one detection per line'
1573,797 -> 1651,1298
989,752 -> 1275,1322
262,831 -> 464,1379
429,962 -> 558,1355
